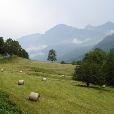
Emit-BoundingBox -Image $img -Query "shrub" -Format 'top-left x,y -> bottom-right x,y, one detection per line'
61,61 -> 65,64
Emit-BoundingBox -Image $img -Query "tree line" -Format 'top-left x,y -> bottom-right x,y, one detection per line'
0,37 -> 29,59
73,48 -> 114,87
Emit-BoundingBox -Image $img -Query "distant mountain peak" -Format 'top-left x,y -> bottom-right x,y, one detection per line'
96,21 -> 113,27
45,24 -> 77,34
105,21 -> 114,25
85,21 -> 114,30
100,21 -> 114,27
55,24 -> 68,27
50,24 -> 77,30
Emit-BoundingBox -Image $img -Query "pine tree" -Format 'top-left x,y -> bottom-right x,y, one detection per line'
47,49 -> 57,62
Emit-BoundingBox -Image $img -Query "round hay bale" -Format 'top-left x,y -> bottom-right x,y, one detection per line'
60,75 -> 65,78
29,92 -> 40,101
102,85 -> 106,88
20,70 -> 23,73
18,80 -> 24,85
42,77 -> 47,81
1,68 -> 4,72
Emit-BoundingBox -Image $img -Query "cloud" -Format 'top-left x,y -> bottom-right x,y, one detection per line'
30,52 -> 45,58
26,45 -> 48,52
106,29 -> 114,36
72,38 -> 91,44
26,44 -> 48,58
0,0 -> 114,38
72,39 -> 83,44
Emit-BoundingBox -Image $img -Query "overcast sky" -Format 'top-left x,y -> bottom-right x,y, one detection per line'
0,0 -> 114,39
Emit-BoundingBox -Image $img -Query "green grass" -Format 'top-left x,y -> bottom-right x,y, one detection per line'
0,57 -> 114,114
0,90 -> 23,114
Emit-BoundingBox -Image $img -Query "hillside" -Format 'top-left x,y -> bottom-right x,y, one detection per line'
95,34 -> 114,51
0,57 -> 114,114
18,22 -> 114,62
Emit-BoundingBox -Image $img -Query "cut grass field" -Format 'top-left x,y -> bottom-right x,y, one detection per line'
0,56 -> 114,114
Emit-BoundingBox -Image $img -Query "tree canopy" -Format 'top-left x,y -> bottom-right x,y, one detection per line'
47,49 -> 57,62
73,48 -> 106,87
0,37 -> 5,55
102,49 -> 114,86
0,37 -> 29,59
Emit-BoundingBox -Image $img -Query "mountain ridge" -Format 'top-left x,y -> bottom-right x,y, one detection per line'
18,21 -> 114,62
95,34 -> 114,51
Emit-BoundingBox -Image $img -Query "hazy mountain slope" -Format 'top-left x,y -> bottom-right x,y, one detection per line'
19,33 -> 42,48
18,21 -> 114,61
59,45 -> 93,62
95,34 -> 114,51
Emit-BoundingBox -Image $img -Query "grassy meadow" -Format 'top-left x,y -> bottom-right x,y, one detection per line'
0,56 -> 114,114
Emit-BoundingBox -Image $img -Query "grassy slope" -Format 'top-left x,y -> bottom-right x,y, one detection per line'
0,57 -> 114,114
0,90 -> 23,114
